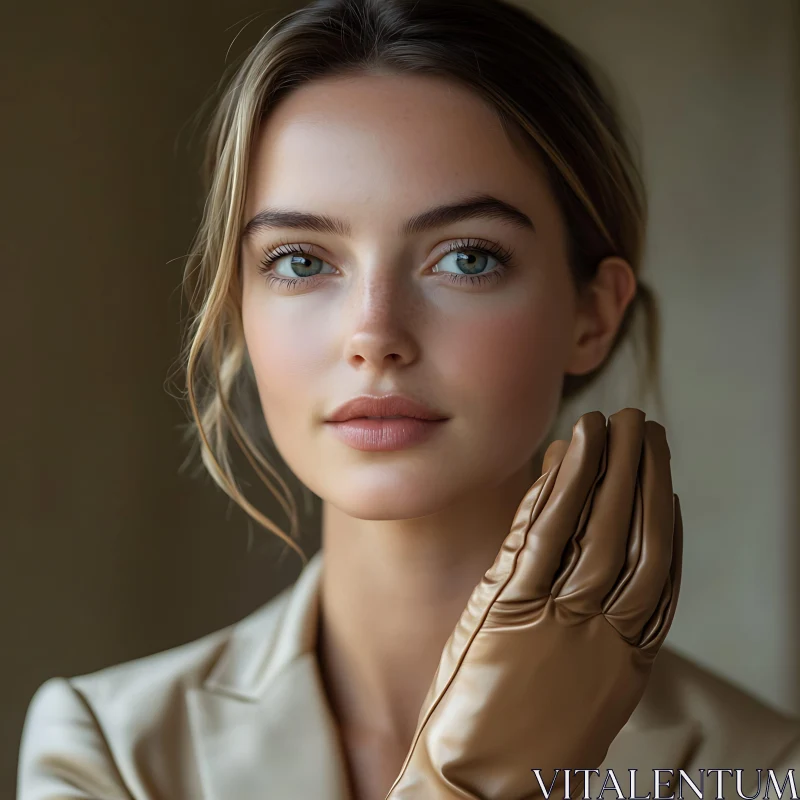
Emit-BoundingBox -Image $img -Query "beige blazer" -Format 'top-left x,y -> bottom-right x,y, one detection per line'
18,550 -> 800,799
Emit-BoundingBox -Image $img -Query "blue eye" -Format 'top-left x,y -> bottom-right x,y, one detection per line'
436,249 -> 496,275
432,239 -> 515,286
258,245 -> 336,284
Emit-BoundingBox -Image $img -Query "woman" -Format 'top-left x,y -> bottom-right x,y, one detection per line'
18,1 -> 800,798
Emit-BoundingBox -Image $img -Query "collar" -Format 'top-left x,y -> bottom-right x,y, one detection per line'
187,550 -> 353,800
203,549 -> 325,700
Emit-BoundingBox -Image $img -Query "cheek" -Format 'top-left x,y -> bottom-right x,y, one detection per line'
241,296 -> 327,431
438,296 -> 572,449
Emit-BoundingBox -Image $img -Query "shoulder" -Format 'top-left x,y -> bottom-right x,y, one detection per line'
643,645 -> 800,765
18,586 -> 293,799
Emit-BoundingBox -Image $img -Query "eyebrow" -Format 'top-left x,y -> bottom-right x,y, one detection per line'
240,193 -> 535,240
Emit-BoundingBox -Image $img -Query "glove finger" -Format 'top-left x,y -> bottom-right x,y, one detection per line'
552,408 -> 646,614
481,436 -> 574,593
496,410 -> 608,602
481,466 -> 559,592
541,439 -> 570,476
602,420 -> 674,640
442,465 -> 559,660
639,493 -> 684,652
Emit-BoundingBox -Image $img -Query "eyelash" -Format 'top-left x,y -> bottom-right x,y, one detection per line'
256,237 -> 517,291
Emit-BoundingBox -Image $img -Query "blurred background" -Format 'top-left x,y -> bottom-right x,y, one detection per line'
1,0 -> 797,794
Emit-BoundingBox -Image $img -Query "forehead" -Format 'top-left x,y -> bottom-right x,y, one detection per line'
245,72 -> 552,225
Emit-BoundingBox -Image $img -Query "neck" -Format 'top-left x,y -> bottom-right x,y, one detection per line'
315,459 -> 537,749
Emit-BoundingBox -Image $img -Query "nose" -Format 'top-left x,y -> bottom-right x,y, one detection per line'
342,269 -> 419,371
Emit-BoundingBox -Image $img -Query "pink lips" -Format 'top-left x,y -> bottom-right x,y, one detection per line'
325,417 -> 448,451
324,393 -> 450,451
325,393 -> 449,423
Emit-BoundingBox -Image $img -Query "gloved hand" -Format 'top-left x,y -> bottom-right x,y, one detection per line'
384,408 -> 683,800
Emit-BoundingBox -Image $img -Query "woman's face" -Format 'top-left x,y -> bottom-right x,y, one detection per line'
240,72 -> 586,520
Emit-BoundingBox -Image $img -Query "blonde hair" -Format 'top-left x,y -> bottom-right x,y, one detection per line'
177,0 -> 662,565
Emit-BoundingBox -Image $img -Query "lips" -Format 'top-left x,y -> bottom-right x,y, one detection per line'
325,394 -> 449,423
325,416 -> 448,452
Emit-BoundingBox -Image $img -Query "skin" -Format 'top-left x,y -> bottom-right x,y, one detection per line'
240,72 -> 637,800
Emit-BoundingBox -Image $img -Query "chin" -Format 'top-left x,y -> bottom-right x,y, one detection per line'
317,474 -> 464,521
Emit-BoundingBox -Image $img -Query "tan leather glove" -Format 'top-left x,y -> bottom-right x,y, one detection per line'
384,408 -> 683,800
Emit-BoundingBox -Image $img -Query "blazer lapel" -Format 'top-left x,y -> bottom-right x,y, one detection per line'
187,552 -> 352,800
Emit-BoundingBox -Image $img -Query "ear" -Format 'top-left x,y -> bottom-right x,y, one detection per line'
564,256 -> 638,377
